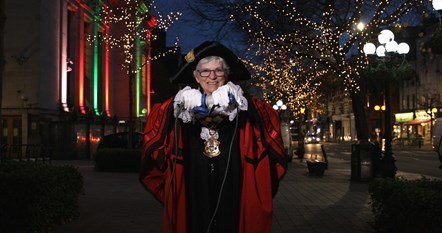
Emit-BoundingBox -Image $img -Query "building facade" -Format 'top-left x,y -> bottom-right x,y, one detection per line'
398,24 -> 442,144
1,0 -> 178,159
328,91 -> 356,142
326,24 -> 442,145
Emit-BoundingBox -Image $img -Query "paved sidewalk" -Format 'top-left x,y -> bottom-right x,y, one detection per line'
272,157 -> 374,233
53,156 -> 426,233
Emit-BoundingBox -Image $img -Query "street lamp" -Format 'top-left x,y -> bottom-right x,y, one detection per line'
434,0 -> 442,10
273,100 -> 287,111
273,100 -> 291,158
363,29 -> 409,178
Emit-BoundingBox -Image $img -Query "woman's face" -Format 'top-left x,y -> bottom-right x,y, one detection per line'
194,59 -> 227,95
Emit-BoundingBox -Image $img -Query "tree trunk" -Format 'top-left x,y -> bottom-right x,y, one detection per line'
351,91 -> 369,142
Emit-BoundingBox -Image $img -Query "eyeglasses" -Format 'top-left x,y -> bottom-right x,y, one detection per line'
196,68 -> 225,77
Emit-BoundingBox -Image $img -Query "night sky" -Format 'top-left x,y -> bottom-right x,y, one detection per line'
154,1 -> 234,53
154,1 -> 205,53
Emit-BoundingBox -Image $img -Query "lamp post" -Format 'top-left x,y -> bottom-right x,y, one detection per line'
273,100 -> 290,158
296,107 -> 306,161
273,100 -> 288,124
363,29 -> 409,178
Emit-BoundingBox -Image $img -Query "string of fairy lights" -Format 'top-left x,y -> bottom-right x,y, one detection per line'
83,0 -> 432,117
243,42 -> 325,117
86,0 -> 182,74
228,0 -> 428,117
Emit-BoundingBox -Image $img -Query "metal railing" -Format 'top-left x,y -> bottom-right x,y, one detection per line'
0,144 -> 52,163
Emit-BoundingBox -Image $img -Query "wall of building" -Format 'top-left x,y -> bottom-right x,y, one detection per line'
3,0 -> 60,148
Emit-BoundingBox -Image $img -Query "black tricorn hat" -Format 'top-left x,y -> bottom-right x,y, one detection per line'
170,41 -> 251,84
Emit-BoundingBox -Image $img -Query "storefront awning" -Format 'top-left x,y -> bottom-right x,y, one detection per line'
405,118 -> 431,125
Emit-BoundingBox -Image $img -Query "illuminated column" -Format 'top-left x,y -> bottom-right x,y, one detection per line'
60,0 -> 69,112
78,11 -> 86,114
146,16 -> 157,115
93,22 -> 100,115
135,36 -> 142,117
104,30 -> 110,117
146,29 -> 152,115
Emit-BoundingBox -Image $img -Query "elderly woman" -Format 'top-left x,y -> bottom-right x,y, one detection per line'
140,41 -> 286,233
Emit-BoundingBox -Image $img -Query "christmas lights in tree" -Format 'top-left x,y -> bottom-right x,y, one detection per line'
223,0 -> 429,115
87,0 -> 182,73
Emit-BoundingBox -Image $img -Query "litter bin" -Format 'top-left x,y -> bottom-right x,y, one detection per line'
351,141 -> 374,181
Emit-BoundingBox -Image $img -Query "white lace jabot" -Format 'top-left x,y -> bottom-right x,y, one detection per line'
173,82 -> 248,123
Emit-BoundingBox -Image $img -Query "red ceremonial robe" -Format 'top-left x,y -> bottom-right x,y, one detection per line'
140,95 -> 287,233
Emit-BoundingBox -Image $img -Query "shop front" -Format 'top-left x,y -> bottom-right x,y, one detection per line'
394,110 -> 432,146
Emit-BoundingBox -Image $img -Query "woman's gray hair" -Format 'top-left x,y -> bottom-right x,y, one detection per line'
196,56 -> 230,76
